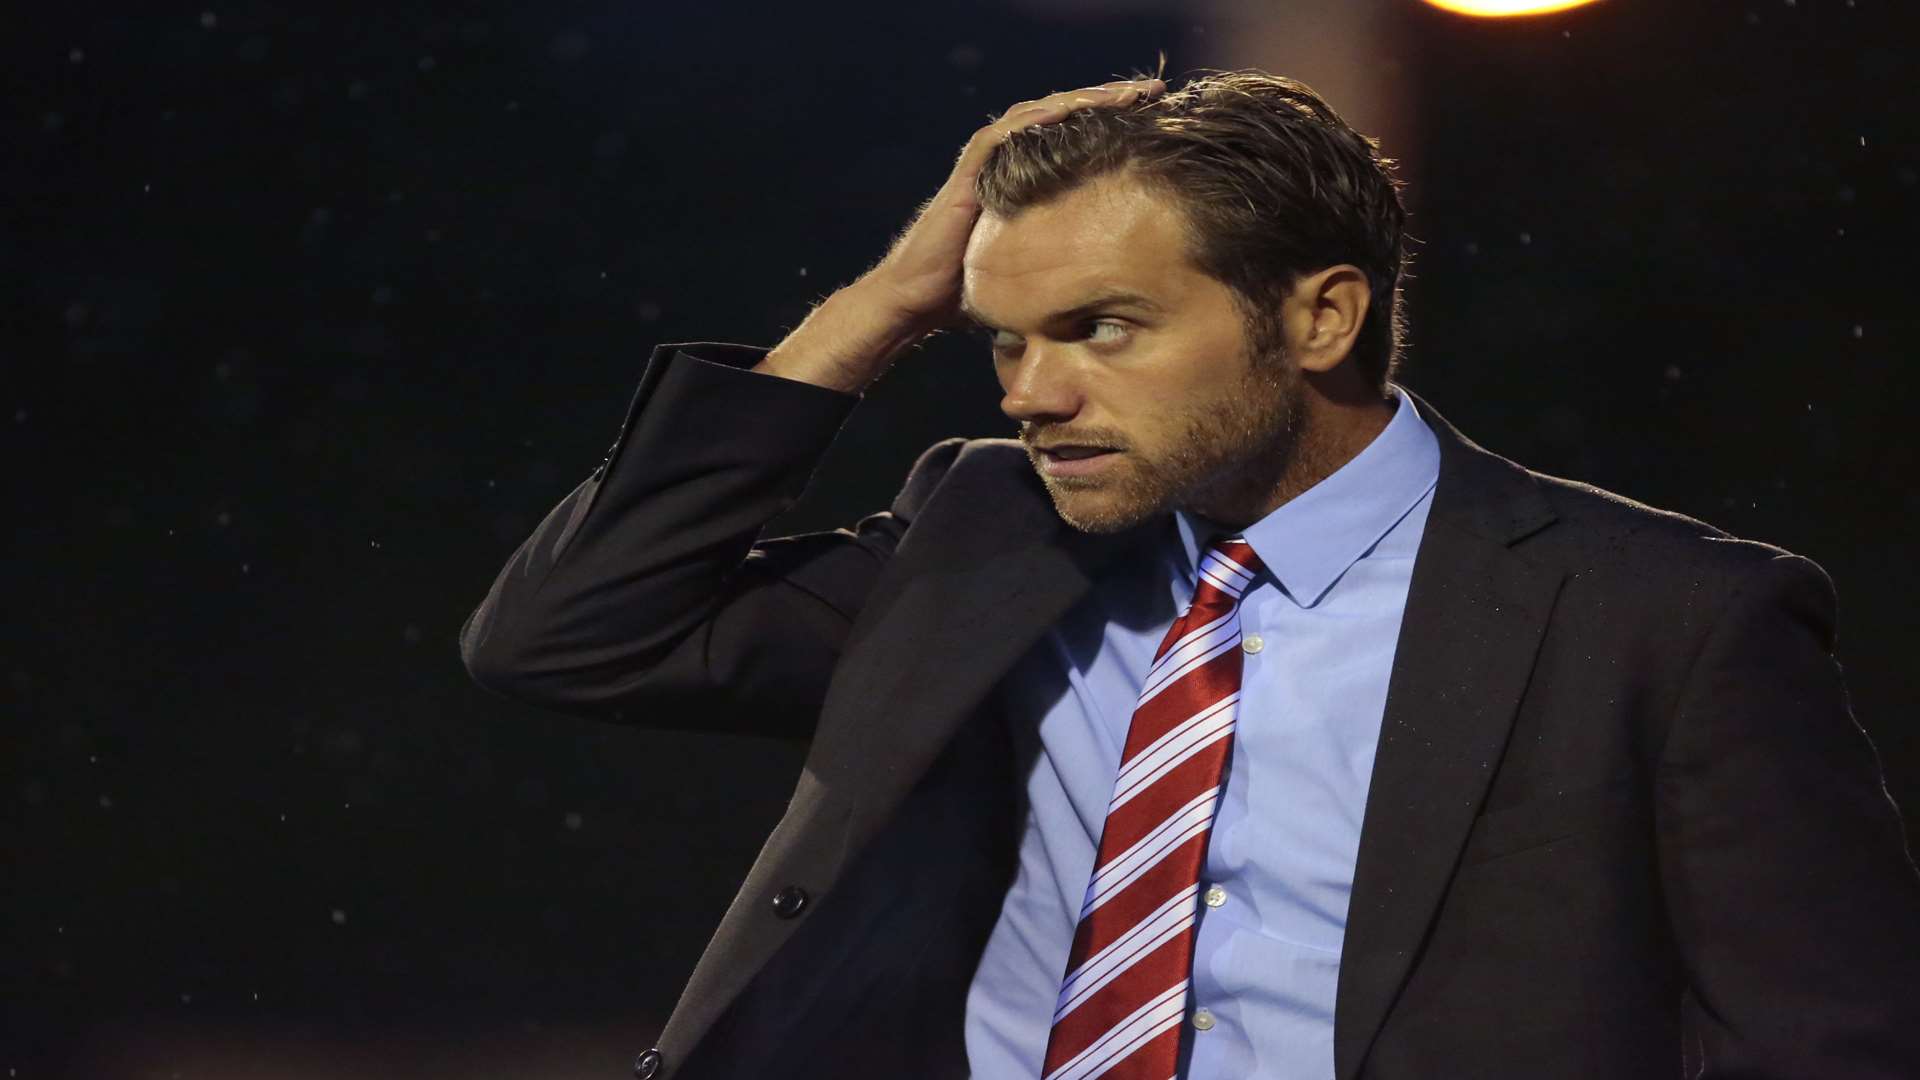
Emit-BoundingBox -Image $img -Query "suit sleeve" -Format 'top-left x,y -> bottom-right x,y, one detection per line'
458,340 -> 965,740
1656,551 -> 1920,1076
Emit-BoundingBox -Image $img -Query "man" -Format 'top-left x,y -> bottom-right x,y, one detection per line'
460,70 -> 1920,1079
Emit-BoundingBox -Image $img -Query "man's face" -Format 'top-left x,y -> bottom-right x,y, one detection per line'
962,172 -> 1308,535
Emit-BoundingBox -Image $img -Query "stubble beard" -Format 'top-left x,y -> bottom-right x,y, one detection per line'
1040,340 -> 1307,535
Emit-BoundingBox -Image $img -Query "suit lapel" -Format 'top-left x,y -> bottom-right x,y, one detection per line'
806,441 -> 1162,861
806,388 -> 1566,1080
1332,386 -> 1567,1080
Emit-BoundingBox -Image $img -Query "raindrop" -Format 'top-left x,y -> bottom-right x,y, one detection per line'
548,30 -> 590,62
798,267 -> 808,277
564,811 -> 584,830
199,11 -> 217,28
1851,324 -> 1864,338
69,48 -> 85,63
417,55 -> 436,73
330,908 -> 347,925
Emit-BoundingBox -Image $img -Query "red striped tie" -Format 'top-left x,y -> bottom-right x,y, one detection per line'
1040,535 -> 1265,1080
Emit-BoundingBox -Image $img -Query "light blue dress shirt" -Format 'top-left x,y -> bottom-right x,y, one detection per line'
963,383 -> 1441,1079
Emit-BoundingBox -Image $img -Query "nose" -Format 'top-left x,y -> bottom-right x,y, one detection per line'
997,346 -> 1085,427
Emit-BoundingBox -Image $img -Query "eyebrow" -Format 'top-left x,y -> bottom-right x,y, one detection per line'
959,289 -> 1166,330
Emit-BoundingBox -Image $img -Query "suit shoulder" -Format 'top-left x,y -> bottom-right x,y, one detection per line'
890,436 -> 1028,517
1522,465 -> 1821,582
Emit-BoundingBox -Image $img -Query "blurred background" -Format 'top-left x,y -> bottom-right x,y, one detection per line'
6,0 -> 1917,1075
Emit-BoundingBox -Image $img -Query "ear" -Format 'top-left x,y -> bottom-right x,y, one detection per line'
1286,265 -> 1370,374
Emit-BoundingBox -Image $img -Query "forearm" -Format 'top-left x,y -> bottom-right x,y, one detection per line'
460,341 -> 860,705
752,278 -> 932,395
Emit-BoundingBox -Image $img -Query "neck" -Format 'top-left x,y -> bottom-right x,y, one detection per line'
1186,389 -> 1398,531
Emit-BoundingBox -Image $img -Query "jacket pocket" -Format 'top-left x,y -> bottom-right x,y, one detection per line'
1457,775 -> 1643,866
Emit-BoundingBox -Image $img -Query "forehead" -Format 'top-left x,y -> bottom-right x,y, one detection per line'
962,174 -> 1194,319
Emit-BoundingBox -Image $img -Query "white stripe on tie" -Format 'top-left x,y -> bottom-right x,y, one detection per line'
1081,788 -> 1221,914
1044,981 -> 1190,1080
1054,883 -> 1200,1020
1137,618 -> 1241,705
1108,696 -> 1238,812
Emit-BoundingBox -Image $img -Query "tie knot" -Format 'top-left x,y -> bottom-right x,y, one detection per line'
1199,535 -> 1265,597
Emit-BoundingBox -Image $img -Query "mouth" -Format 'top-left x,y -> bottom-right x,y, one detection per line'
1040,444 -> 1117,459
1037,445 -> 1123,477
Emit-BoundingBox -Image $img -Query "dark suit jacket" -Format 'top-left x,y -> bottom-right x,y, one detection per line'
461,341 -> 1920,1079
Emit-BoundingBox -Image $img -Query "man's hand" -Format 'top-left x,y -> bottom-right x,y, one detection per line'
756,76 -> 1166,395
861,77 -> 1168,336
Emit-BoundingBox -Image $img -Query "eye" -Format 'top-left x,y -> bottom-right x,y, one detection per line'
980,320 -> 1132,353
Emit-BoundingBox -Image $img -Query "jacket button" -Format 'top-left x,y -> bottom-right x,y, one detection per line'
771,885 -> 810,918
633,1047 -> 662,1078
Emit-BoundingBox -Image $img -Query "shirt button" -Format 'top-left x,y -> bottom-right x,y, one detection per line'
1204,884 -> 1227,908
1192,1007 -> 1216,1031
1241,634 -> 1264,654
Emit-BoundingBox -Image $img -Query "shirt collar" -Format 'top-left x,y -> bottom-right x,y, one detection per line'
1171,381 -> 1441,609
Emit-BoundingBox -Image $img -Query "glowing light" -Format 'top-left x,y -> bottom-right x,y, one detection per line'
1421,0 -> 1603,15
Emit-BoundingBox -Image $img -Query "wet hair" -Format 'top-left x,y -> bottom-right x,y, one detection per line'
976,60 -> 1413,397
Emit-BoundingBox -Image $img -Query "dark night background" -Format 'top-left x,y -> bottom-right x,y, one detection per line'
6,1 -> 1916,1075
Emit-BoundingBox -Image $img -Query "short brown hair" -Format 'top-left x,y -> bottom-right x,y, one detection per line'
976,65 -> 1412,397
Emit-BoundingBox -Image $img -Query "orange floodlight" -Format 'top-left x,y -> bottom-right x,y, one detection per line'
1421,0 -> 1603,15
